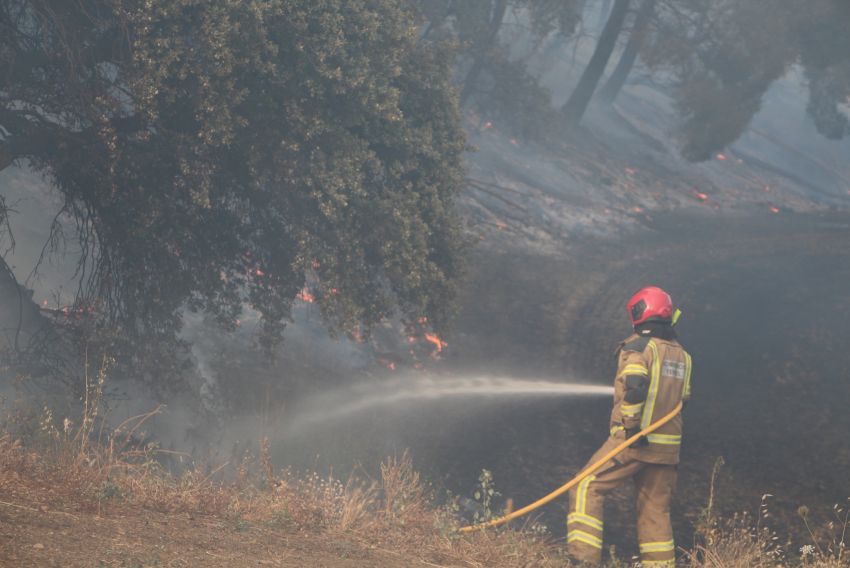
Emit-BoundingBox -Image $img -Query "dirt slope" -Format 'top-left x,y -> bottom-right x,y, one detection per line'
0,503 -> 442,568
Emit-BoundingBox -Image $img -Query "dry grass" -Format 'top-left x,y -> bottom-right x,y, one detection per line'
0,395 -> 565,567
1,393 -> 848,567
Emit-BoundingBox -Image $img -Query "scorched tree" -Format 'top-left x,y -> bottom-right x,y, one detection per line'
0,0 -> 467,380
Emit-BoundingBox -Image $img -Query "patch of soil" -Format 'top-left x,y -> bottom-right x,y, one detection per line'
0,501 -> 443,568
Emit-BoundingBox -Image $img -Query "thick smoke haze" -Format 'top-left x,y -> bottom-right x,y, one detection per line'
2,0 -> 849,554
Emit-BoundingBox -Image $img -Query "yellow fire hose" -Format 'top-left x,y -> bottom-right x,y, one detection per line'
458,401 -> 684,533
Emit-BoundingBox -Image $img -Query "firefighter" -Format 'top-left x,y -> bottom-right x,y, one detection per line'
567,286 -> 692,567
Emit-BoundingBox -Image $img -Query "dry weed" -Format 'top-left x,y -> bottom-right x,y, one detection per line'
3,374 -> 850,568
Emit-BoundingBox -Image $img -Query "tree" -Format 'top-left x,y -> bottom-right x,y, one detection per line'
0,0 -> 467,381
458,0 -> 509,105
411,0 -> 584,141
639,0 -> 797,161
637,0 -> 850,161
797,0 -> 850,140
598,0 -> 656,103
805,63 -> 850,140
560,0 -> 631,127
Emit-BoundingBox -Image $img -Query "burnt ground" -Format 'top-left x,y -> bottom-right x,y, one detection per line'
286,209 -> 850,556
451,209 -> 850,548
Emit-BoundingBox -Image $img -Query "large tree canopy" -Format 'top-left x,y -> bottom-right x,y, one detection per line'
1,0 -> 466,357
643,0 -> 850,161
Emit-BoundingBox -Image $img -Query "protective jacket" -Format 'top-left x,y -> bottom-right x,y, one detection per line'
609,331 -> 692,464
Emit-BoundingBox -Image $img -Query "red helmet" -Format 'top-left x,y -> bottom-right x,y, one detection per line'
627,286 -> 673,325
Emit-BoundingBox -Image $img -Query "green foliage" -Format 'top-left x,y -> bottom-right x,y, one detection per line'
1,0 -> 467,374
413,0 -> 580,142
471,468 -> 500,524
644,0 -> 850,161
798,1 -> 850,141
804,63 -> 850,141
645,0 -> 796,161
91,477 -> 125,502
473,50 -> 560,141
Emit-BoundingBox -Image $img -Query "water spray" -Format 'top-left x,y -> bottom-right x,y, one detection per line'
286,375 -> 614,431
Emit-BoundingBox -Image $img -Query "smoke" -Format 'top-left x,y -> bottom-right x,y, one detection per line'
2,5 -> 850,549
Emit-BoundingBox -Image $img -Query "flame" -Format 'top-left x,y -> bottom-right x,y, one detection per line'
509,138 -> 519,146
254,268 -> 265,277
768,206 -> 780,214
424,332 -> 447,354
715,153 -> 727,161
482,121 -> 493,130
694,191 -> 708,201
631,206 -> 644,214
235,319 -> 241,327
296,288 -> 315,303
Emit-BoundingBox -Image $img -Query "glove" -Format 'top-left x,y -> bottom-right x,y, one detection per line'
625,427 -> 648,448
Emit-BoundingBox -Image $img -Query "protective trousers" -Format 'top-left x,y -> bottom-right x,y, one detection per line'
567,438 -> 677,567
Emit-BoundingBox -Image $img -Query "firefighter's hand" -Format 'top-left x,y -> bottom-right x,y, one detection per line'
625,427 -> 648,448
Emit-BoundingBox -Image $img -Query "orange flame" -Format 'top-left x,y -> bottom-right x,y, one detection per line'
424,332 -> 447,354
296,288 -> 315,303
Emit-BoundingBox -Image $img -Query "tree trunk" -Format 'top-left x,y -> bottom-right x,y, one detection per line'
560,0 -> 631,127
459,0 -> 509,105
597,0 -> 614,30
599,0 -> 656,103
0,255 -> 53,356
